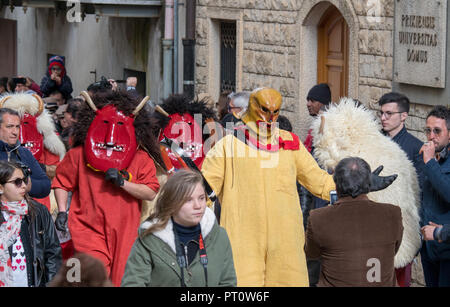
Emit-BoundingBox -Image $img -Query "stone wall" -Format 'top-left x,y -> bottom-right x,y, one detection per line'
354,0 -> 430,141
195,0 -> 432,141
195,0 -> 301,134
1,7 -> 163,103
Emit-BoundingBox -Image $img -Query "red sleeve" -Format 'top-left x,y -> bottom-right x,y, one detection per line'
30,82 -> 43,97
51,148 -> 79,191
303,129 -> 313,153
39,148 -> 60,166
130,150 -> 160,193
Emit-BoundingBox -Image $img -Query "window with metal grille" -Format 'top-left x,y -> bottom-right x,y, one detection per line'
220,21 -> 236,93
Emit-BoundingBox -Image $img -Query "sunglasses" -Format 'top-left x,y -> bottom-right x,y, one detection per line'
424,127 -> 444,136
6,177 -> 29,188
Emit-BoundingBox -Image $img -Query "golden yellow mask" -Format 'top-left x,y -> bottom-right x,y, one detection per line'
242,88 -> 282,137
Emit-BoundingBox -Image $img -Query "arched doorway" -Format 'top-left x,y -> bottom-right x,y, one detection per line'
317,5 -> 349,103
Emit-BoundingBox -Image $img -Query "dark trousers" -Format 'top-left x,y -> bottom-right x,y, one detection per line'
307,259 -> 321,287
420,243 -> 450,287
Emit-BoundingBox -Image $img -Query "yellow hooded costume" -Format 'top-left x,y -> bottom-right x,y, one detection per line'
201,88 -> 335,286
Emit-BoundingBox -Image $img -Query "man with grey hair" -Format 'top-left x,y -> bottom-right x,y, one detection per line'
220,91 -> 250,129
305,156 -> 403,286
0,108 -> 51,198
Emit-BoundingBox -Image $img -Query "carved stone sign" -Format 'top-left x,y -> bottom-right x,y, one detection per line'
394,0 -> 447,88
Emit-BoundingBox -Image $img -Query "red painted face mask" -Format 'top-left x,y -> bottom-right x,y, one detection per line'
159,113 -> 204,169
20,113 -> 44,161
84,105 -> 137,172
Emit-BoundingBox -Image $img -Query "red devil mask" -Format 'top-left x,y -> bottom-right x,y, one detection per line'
85,105 -> 137,172
20,113 -> 44,161
159,112 -> 204,169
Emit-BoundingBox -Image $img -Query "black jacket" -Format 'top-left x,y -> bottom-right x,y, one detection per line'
40,73 -> 73,100
1,199 -> 62,287
389,126 -> 424,188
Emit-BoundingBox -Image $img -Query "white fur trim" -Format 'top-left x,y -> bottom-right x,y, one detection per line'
311,98 -> 421,268
1,93 -> 66,159
140,206 -> 217,254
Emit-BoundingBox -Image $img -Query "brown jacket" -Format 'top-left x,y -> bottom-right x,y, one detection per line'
305,194 -> 403,287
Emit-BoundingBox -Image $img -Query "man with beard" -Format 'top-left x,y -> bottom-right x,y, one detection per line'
419,105 -> 450,287
302,83 -> 332,286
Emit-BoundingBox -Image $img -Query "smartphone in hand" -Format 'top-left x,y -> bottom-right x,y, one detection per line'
330,190 -> 338,205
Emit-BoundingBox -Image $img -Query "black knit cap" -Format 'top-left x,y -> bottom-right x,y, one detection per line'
306,83 -> 331,105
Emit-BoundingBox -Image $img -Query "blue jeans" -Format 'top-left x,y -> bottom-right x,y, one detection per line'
421,243 -> 450,287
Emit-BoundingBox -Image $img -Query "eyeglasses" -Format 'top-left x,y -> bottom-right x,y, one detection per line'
424,127 -> 444,136
377,111 -> 403,119
6,177 -> 29,188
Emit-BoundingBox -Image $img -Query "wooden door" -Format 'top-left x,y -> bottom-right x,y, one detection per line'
0,18 -> 17,77
317,6 -> 349,103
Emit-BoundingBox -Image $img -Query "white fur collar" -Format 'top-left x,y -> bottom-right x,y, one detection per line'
140,206 -> 216,253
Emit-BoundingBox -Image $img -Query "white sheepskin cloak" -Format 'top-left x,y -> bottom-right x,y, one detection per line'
310,98 -> 421,269
1,93 -> 66,160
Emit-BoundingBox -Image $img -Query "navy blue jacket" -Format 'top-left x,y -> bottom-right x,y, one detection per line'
0,140 -> 51,198
40,73 -> 73,100
389,126 -> 424,188
420,154 -> 450,260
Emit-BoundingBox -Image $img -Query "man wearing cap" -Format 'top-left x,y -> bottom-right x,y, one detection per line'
303,83 -> 332,152
40,55 -> 73,100
299,83 -> 333,286
301,83 -> 332,214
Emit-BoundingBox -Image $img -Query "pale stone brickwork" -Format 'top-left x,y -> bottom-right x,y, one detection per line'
195,0 -> 432,142
195,0 -> 431,286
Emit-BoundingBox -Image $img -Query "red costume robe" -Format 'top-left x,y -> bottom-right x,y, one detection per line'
52,147 -> 160,286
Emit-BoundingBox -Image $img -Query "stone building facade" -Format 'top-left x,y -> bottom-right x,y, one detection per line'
195,0 -> 437,286
194,0 -> 437,142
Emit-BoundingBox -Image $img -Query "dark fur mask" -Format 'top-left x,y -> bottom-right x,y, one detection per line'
151,94 -> 217,140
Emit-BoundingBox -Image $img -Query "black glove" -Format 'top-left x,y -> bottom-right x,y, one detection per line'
55,211 -> 68,232
369,165 -> 398,192
105,168 -> 130,187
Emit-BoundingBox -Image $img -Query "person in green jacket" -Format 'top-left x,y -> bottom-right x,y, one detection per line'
121,169 -> 237,287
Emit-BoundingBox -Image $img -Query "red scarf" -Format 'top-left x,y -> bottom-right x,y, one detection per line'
303,129 -> 313,153
234,125 -> 300,152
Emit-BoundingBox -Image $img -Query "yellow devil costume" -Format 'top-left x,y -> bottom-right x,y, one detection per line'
201,88 -> 336,286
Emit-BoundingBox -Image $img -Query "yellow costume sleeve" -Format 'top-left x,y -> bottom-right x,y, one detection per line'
295,141 -> 335,200
201,136 -> 227,199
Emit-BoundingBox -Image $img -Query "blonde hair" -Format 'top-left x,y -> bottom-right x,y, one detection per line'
143,169 -> 205,236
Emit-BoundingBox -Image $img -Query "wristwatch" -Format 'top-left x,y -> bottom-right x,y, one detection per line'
433,226 -> 443,241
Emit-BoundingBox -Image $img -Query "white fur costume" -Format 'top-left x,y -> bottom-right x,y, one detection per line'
310,98 -> 421,268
